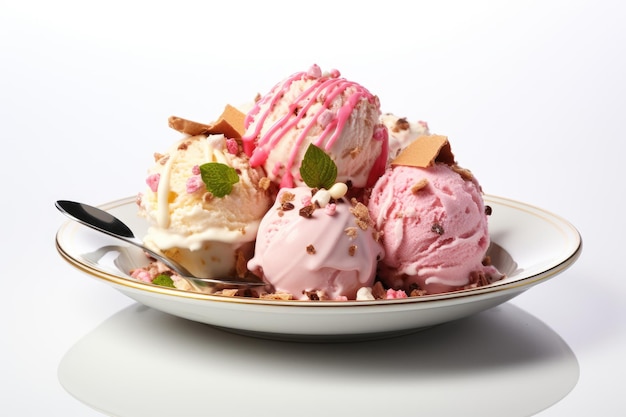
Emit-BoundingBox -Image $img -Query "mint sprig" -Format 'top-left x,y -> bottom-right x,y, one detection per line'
299,144 -> 337,189
152,274 -> 175,288
199,162 -> 239,197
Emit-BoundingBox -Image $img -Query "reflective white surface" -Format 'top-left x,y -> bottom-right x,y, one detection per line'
2,1 -> 625,415
59,303 -> 578,417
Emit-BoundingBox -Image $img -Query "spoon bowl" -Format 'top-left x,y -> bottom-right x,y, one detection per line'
55,200 -> 265,287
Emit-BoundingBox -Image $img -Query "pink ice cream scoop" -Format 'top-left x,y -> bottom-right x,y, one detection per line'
368,163 -> 498,294
248,186 -> 384,300
241,64 -> 388,190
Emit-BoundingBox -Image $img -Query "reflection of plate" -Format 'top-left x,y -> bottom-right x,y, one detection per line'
55,195 -> 582,341
58,303 -> 579,417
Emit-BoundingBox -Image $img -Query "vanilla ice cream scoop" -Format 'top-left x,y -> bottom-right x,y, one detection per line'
138,134 -> 273,278
380,113 -> 430,164
241,64 -> 388,190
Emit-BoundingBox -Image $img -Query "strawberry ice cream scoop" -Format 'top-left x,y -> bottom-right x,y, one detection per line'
368,163 -> 498,294
248,186 -> 384,300
241,64 -> 388,190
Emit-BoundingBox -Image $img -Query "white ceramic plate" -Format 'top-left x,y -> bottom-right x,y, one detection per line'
55,195 -> 582,341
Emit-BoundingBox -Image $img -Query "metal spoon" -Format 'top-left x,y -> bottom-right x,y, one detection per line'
55,200 -> 265,287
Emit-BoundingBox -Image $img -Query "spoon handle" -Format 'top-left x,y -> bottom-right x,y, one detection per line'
55,200 -> 264,287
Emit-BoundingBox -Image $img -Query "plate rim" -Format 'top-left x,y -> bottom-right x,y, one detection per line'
55,194 -> 582,309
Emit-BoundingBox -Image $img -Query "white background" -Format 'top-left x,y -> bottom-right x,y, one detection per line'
1,0 -> 624,415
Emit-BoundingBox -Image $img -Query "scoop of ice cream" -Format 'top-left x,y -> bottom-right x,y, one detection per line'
247,186 -> 384,300
242,64 -> 388,190
368,159 -> 497,295
380,113 -> 430,163
137,134 -> 273,278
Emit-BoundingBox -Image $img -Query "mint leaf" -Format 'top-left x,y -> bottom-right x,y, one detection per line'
199,162 -> 239,197
299,144 -> 337,189
152,274 -> 175,288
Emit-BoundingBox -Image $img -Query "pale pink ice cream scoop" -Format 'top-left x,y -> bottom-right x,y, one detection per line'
248,186 -> 384,300
368,163 -> 496,294
241,64 -> 388,190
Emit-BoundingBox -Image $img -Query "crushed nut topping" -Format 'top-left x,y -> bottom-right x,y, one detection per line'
280,191 -> 295,204
371,282 -> 386,299
220,289 -> 239,297
469,270 -> 490,287
260,292 -> 293,300
344,227 -> 358,239
393,117 -> 410,133
409,288 -> 428,297
305,290 -> 320,301
348,245 -> 357,256
154,152 -> 167,163
234,249 -> 247,278
451,165 -> 474,181
349,199 -> 372,230
306,244 -> 316,254
411,178 -> 428,193
281,202 -> 295,211
258,177 -> 271,191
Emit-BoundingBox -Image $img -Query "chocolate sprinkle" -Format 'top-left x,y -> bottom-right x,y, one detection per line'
431,223 -> 445,235
299,204 -> 315,218
306,291 -> 320,301
485,205 -> 492,216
